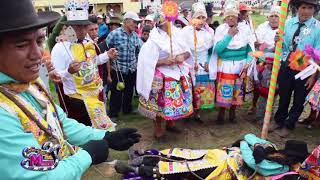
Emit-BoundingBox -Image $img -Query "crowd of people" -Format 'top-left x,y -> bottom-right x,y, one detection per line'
0,0 -> 320,179
47,0 -> 320,139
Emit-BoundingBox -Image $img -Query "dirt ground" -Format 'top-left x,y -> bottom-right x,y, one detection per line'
81,99 -> 320,180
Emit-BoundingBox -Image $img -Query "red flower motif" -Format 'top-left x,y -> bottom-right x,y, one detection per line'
288,49 -> 310,71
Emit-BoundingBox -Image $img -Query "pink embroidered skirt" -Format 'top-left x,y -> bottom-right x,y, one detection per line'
138,70 -> 193,121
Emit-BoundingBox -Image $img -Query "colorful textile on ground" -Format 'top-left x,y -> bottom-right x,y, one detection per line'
216,73 -> 244,108
193,74 -> 215,110
159,149 -> 225,175
70,42 -> 115,131
206,147 -> 247,180
159,158 -> 216,175
306,79 -> 320,111
0,82 -> 77,168
139,70 -> 193,121
299,145 -> 320,179
160,148 -> 208,160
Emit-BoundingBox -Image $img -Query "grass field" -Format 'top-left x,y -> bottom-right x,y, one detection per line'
48,14 -> 320,180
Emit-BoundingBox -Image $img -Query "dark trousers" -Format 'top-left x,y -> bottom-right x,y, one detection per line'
108,70 -> 136,118
274,63 -> 309,129
64,95 -> 91,126
56,83 -> 91,126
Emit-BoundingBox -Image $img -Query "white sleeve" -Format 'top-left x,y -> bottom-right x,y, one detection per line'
209,28 -> 215,48
51,42 -> 72,80
95,52 -> 109,65
255,24 -> 266,43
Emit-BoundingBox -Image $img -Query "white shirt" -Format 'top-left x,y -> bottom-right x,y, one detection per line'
181,25 -> 215,75
239,20 -> 256,50
256,21 -> 278,50
137,27 -> 190,100
51,40 -> 109,95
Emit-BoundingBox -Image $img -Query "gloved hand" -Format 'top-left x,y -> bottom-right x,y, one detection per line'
82,140 -> 109,165
104,128 -> 141,151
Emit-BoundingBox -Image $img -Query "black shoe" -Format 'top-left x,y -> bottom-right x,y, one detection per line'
229,108 -> 236,123
216,109 -> 225,125
269,123 -> 282,132
194,115 -> 204,124
229,118 -> 237,123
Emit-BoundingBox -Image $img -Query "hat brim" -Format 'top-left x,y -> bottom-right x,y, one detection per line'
138,13 -> 148,17
0,11 -> 60,33
62,20 -> 94,26
291,0 -> 319,8
279,150 -> 310,161
240,8 -> 252,11
130,18 -> 142,22
108,22 -> 122,25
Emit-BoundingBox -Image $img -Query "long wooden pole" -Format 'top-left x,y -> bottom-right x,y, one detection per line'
261,0 -> 289,139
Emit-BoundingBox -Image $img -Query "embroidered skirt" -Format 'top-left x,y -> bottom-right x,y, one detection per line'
306,79 -> 320,111
216,60 -> 245,108
139,70 -> 193,121
193,74 -> 215,110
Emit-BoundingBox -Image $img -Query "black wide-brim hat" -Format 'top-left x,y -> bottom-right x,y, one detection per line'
290,0 -> 319,8
0,0 -> 60,33
279,140 -> 309,162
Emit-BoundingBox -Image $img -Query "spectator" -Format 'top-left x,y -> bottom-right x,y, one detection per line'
137,13 -> 193,139
97,14 -> 109,38
181,2 -> 216,122
0,1 -> 140,179
255,54 -> 277,122
98,16 -> 122,105
179,8 -> 190,26
87,18 -> 99,43
248,6 -> 280,115
144,14 -> 155,28
238,3 -> 256,50
106,11 -> 142,121
98,16 -> 121,45
141,25 -> 152,43
214,0 -> 253,124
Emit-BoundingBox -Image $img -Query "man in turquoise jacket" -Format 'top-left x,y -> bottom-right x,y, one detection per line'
0,1 -> 141,179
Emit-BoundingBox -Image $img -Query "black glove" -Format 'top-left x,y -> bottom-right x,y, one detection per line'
104,128 -> 141,151
82,140 -> 109,165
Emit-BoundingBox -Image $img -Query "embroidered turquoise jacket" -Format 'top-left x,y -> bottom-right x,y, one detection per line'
0,72 -> 106,179
240,134 -> 289,176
